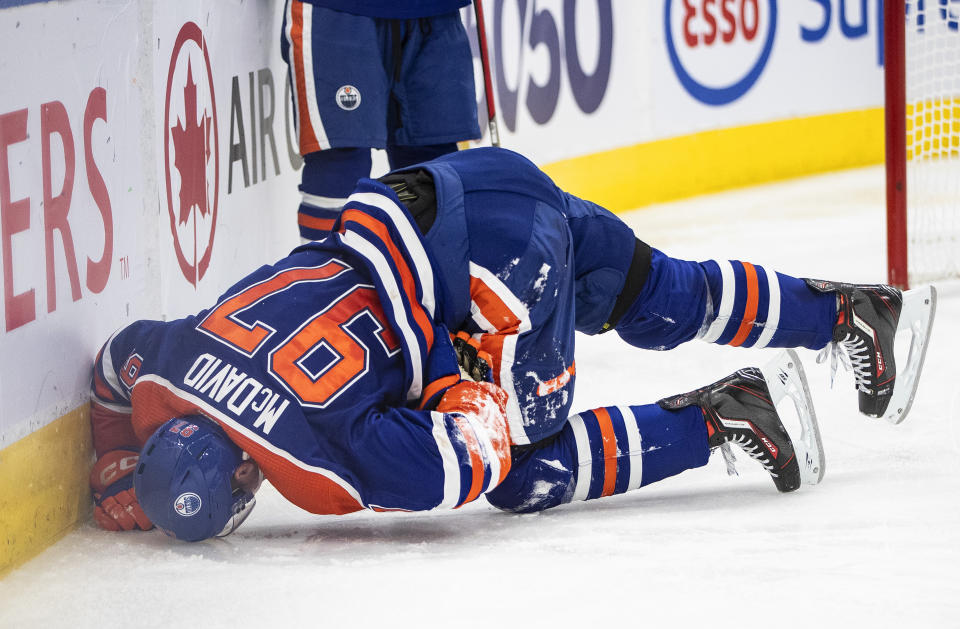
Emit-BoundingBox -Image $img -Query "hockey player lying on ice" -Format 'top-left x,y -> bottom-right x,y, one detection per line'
88,147 -> 937,541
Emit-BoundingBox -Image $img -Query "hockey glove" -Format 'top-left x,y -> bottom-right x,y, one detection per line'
90,449 -> 153,532
452,331 -> 494,383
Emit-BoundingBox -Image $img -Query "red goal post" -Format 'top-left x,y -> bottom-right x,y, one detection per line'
886,0 -> 960,289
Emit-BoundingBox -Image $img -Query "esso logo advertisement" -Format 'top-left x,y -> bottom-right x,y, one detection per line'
163,21 -> 220,287
665,0 -> 778,106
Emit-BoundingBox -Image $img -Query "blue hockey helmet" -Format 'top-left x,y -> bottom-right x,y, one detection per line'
134,416 -> 257,542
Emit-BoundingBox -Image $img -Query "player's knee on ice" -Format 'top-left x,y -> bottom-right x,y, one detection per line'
485,444 -> 576,514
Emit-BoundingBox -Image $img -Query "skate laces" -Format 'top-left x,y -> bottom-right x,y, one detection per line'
719,435 -> 776,476
719,442 -> 738,476
817,332 -> 872,393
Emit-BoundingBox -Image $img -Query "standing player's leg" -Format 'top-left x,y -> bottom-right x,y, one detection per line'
386,13 -> 480,171
386,142 -> 459,171
281,1 -> 390,241
486,351 -> 821,513
297,149 -> 371,241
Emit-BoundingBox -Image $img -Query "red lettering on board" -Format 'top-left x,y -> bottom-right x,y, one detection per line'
41,100 -> 81,312
84,87 -> 112,294
1,87 -> 114,331
0,109 -> 36,332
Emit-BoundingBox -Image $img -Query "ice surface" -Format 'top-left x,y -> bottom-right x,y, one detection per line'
2,167 -> 958,628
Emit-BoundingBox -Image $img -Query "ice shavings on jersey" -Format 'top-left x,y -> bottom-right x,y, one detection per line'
497,258 -> 521,281
524,344 -> 575,398
648,311 -> 676,325
499,458 -> 573,514
512,479 -> 567,513
530,263 -> 552,302
468,261 -> 534,445
540,458 -> 568,472
519,385 -> 569,430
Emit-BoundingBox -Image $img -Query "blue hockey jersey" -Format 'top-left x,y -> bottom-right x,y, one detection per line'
92,184 -> 511,515
92,147 -> 634,516
289,149 -> 594,449
398,147 -> 637,446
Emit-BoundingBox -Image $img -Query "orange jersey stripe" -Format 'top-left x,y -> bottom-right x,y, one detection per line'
90,401 -> 137,457
594,408 -> 618,497
729,261 -> 760,347
94,368 -> 117,402
290,1 -> 320,154
221,422 -> 363,515
298,214 -> 336,231
495,431 -> 511,485
536,362 -> 576,396
468,275 -> 524,385
469,275 -> 522,334
130,382 -> 199,443
199,262 -> 347,355
479,334 -> 506,384
340,209 -> 435,350
131,381 -> 364,515
419,374 -> 460,410
452,415 -> 485,507
93,347 -> 118,401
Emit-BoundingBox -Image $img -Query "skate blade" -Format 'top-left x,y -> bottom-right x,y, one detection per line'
882,285 -> 937,425
759,349 -> 825,486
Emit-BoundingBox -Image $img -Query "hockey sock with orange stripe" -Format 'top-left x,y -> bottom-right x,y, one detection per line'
614,250 -> 836,351
697,259 -> 836,350
485,404 -> 710,513
298,148 -> 371,241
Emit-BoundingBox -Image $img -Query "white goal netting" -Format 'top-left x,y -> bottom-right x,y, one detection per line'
905,2 -> 960,284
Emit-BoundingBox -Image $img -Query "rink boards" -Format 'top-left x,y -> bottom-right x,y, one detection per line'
0,0 -> 904,575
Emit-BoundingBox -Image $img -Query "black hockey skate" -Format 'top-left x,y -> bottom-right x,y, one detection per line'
805,279 -> 937,424
658,351 -> 824,492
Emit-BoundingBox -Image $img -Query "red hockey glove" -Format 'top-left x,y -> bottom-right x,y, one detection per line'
452,331 -> 494,383
89,449 -> 153,532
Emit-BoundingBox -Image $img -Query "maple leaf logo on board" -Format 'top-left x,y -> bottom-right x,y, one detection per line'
163,22 -> 220,287
171,62 -> 212,226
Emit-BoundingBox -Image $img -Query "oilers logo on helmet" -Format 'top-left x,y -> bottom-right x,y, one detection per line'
135,415 -> 256,542
174,492 -> 202,517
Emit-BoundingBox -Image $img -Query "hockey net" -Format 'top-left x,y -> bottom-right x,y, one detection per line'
887,1 -> 960,287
